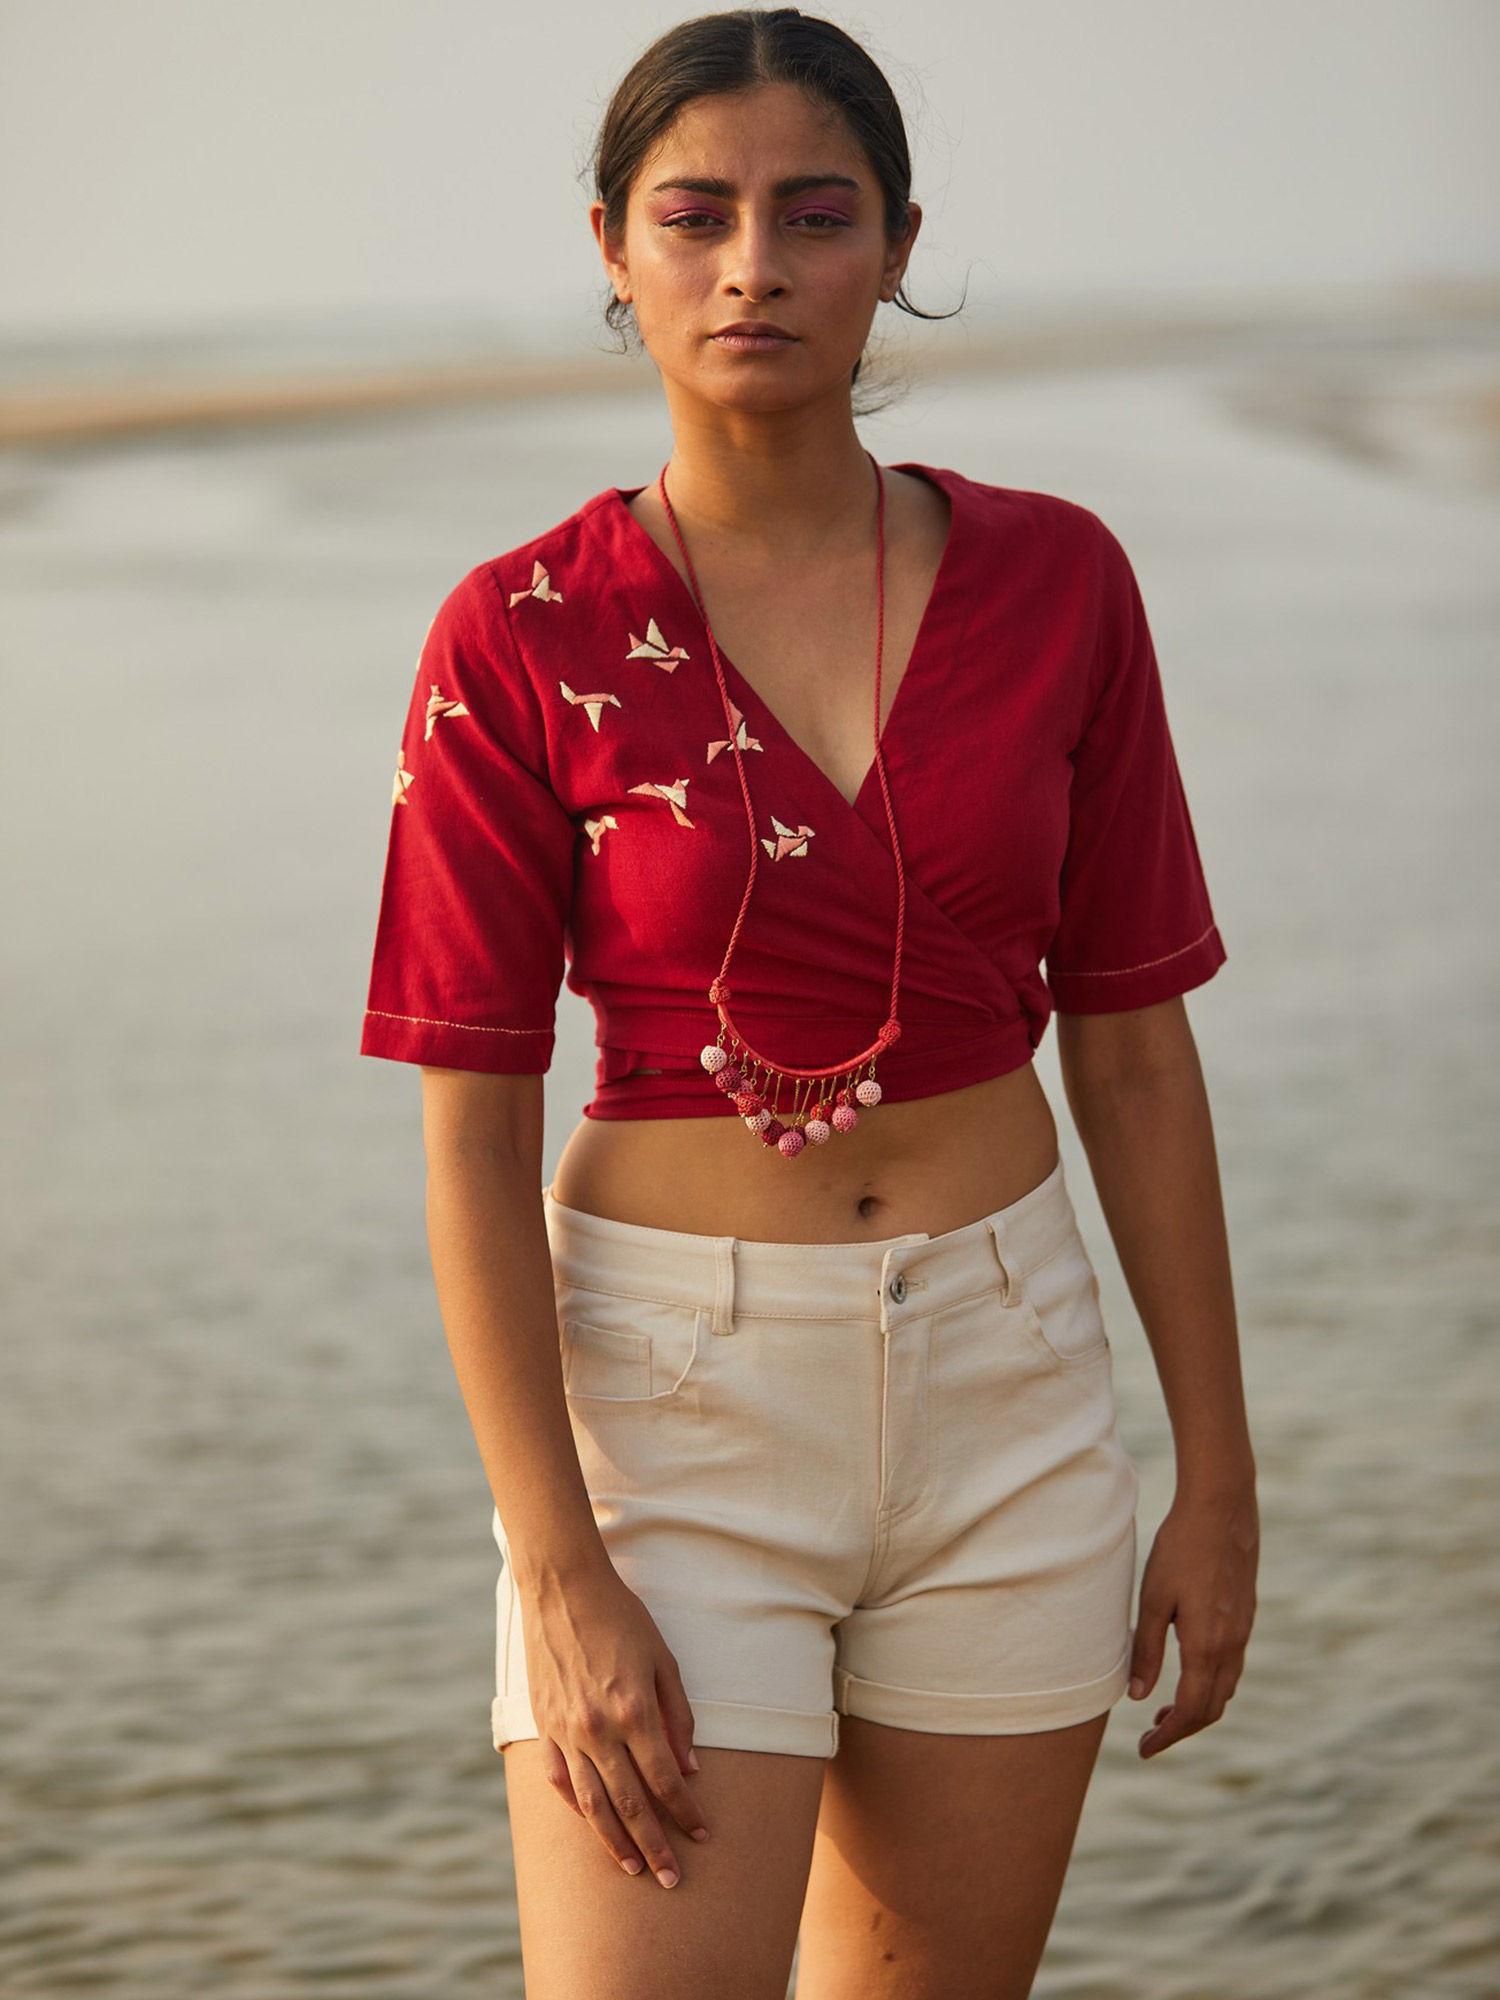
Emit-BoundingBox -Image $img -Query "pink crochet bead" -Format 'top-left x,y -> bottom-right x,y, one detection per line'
855,1078 -> 882,1106
760,1117 -> 786,1146
831,1103 -> 859,1133
700,1045 -> 728,1074
719,1065 -> 745,1092
777,1128 -> 806,1158
744,1108 -> 771,1134
804,1117 -> 832,1144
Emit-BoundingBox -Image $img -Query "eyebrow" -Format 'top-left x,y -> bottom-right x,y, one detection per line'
647,173 -> 862,199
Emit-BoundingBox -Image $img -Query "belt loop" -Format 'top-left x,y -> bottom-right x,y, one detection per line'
984,1218 -> 1017,1307
711,1237 -> 737,1336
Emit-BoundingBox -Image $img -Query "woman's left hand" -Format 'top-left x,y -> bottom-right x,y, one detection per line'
1128,1479 -> 1259,1758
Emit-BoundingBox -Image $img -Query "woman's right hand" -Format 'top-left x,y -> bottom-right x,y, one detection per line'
519,1562 -> 712,1886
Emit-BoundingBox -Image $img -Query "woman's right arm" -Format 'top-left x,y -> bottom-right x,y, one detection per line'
419,1066 -> 711,1884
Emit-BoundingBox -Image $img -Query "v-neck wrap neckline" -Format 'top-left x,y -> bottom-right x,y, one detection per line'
606,461 -> 967,825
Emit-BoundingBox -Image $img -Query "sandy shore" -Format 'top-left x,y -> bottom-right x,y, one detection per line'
6,280 -> 1499,448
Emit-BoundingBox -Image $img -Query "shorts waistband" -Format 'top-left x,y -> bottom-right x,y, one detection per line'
540,1155 -> 1079,1332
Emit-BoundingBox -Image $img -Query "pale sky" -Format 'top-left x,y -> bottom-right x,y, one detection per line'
2,0 -> 1496,341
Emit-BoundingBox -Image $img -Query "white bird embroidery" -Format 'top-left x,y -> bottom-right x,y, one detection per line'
560,680 -> 623,732
509,560 -> 562,607
626,617 -> 691,671
628,778 -> 695,827
424,682 -> 471,739
761,814 -> 814,860
584,813 -> 619,855
391,747 -> 414,806
706,699 -> 763,763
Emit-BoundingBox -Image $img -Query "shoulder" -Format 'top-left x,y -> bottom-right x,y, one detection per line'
423,484 -> 625,667
938,466 -> 1119,578
939,471 -> 1149,717
481,484 -> 626,613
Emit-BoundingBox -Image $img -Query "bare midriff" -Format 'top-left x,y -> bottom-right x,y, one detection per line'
548,1060 -> 1060,1243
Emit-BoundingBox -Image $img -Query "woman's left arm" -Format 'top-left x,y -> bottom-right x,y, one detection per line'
1055,995 -> 1258,1761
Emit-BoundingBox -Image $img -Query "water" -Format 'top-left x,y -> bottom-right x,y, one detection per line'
3,315 -> 1497,1996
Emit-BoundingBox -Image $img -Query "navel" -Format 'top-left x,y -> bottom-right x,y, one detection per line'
856,1193 -> 881,1222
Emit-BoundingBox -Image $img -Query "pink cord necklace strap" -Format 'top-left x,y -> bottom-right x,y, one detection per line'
656,449 -> 909,1160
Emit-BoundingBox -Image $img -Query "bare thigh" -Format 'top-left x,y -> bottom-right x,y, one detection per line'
501,1737 -> 827,2000
793,1709 -> 1112,2000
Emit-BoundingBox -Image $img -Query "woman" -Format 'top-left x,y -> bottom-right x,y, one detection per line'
360,9 -> 1258,1995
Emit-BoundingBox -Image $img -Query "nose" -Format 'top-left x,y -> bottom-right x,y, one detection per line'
718,213 -> 790,301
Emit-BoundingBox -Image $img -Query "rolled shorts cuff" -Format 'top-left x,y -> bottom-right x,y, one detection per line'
831,1635 -> 1134,1736
492,1691 -> 840,1760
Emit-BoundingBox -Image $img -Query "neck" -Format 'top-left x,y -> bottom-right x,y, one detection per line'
656,418 -> 880,563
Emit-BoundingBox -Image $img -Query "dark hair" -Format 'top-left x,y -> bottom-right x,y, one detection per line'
587,7 -> 962,409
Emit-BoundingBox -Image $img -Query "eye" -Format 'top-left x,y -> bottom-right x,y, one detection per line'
655,208 -> 853,233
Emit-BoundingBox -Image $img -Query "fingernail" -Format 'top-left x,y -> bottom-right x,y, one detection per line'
687,1746 -> 700,1771
621,1856 -> 643,1874
1129,1676 -> 1145,1697
691,1826 -> 709,1841
656,1866 -> 679,1888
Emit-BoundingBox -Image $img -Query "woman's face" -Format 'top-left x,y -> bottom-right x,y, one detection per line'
591,81 -> 921,414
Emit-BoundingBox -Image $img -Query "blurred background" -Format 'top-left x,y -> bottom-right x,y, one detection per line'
2,2 -> 1497,1995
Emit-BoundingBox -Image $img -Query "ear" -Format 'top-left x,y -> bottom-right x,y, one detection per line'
879,200 -> 922,302
590,200 -> 632,305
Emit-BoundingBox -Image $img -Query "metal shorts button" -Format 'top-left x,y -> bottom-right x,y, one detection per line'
889,1271 -> 908,1303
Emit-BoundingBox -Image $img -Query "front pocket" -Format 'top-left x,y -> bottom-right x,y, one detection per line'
559,1298 -> 704,1403
1009,1236 -> 1110,1369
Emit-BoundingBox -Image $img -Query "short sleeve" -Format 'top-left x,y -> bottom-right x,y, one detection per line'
1044,521 -> 1227,1014
358,563 -> 577,1074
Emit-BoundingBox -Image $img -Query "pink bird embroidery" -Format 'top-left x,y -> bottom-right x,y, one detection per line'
391,747 -> 414,806
628,778 -> 695,827
584,813 -> 619,855
626,617 -> 691,671
706,699 -> 763,763
424,683 -> 471,739
761,813 -> 814,860
509,560 -> 562,607
560,680 -> 622,732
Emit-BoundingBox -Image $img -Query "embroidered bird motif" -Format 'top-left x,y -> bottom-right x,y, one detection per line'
761,813 -> 815,860
584,813 -> 619,855
509,560 -> 562,607
559,681 -> 623,732
391,747 -> 414,806
706,699 -> 763,762
628,778 -> 695,827
424,682 -> 471,739
626,617 -> 691,671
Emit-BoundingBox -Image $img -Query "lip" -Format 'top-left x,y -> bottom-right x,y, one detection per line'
710,321 -> 798,350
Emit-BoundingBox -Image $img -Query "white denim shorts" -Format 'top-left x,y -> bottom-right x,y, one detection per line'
492,1155 -> 1140,1760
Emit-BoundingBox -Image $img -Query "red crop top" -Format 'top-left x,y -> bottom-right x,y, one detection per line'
359,461 -> 1226,1118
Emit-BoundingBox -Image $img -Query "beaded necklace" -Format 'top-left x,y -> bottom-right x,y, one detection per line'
657,449 -> 909,1159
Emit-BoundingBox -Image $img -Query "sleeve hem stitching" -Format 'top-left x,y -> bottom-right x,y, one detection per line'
1049,919 -> 1219,980
364,1008 -> 551,1037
